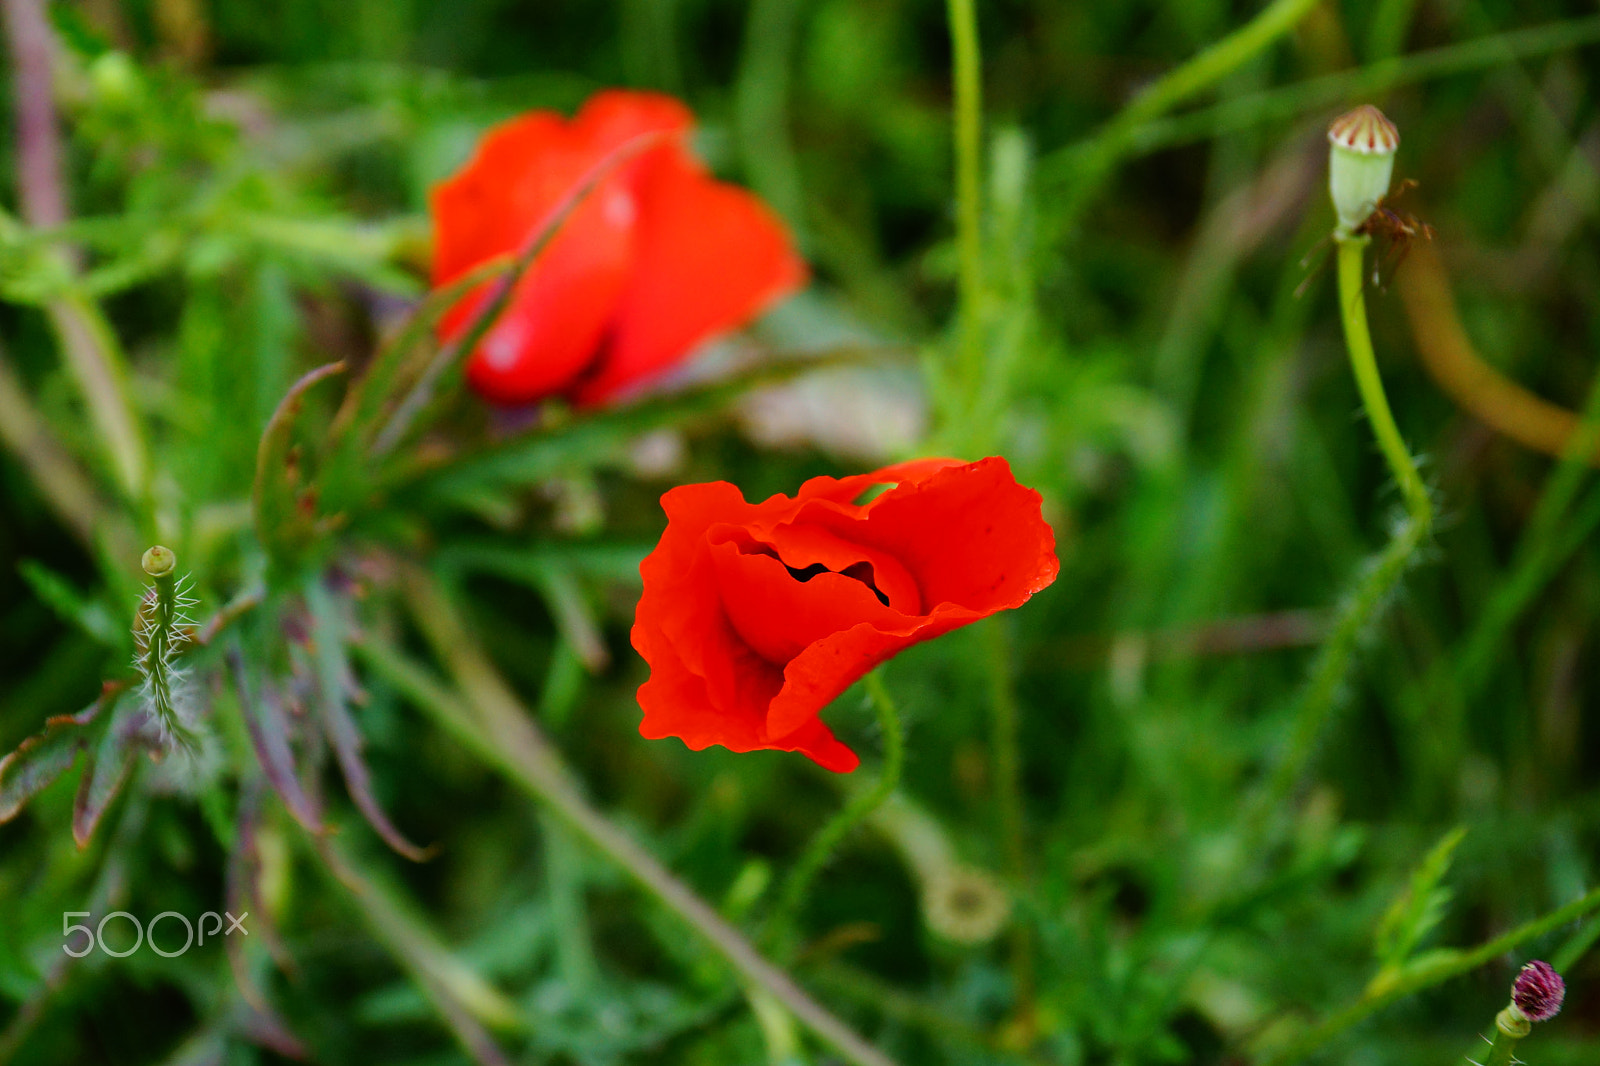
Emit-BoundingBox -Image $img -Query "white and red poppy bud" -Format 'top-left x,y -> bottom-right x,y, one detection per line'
1328,105 -> 1399,235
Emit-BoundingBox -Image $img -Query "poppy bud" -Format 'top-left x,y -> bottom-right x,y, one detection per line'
1327,105 -> 1399,236
1511,960 -> 1565,1023
141,544 -> 177,578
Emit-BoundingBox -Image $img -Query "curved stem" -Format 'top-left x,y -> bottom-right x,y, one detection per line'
1248,235 -> 1436,822
1336,235 -> 1432,532
945,0 -> 986,398
773,670 -> 905,942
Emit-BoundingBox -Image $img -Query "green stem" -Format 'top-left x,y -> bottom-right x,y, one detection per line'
1336,235 -> 1432,532
1476,1009 -> 1528,1066
1050,0 -> 1321,228
1259,513 -> 1428,814
773,669 -> 906,945
378,573 -> 900,1066
46,285 -> 149,506
945,0 -> 986,398
136,546 -> 198,751
1248,239 -> 1437,816
983,620 -> 1034,1019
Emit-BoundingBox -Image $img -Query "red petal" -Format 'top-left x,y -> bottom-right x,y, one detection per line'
630,458 -> 1056,774
851,457 -> 1060,611
576,153 -> 807,403
631,481 -> 860,772
707,535 -> 911,665
432,92 -> 698,406
766,605 -> 983,739
793,457 -> 967,505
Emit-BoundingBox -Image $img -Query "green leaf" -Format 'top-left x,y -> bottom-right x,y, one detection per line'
72,696 -> 151,848
304,577 -> 431,861
252,360 -> 347,572
18,559 -> 124,649
1374,826 -> 1467,969
0,687 -> 116,823
405,350 -> 887,503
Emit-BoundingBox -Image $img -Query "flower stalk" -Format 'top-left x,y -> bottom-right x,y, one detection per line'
134,546 -> 199,751
1335,233 -> 1432,533
771,668 -> 906,948
1467,962 -> 1564,1066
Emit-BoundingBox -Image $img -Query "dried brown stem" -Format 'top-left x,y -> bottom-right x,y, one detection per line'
1399,242 -> 1600,465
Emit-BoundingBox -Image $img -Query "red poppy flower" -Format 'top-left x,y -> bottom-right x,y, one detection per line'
632,457 -> 1059,771
431,90 -> 807,407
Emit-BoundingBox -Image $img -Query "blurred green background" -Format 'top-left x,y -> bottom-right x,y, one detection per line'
2,0 -> 1600,1063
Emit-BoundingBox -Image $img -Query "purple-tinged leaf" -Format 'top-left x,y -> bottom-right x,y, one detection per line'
72,701 -> 155,848
228,781 -> 296,974
304,579 -> 432,861
253,360 -> 346,569
225,782 -> 307,1062
0,683 -> 119,823
234,1001 -> 308,1060
228,648 -> 323,832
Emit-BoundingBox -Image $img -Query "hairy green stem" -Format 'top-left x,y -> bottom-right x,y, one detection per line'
983,620 -> 1034,1018
945,0 -> 987,398
1252,236 -> 1434,816
136,546 -> 198,750
1336,236 -> 1432,532
1475,1009 -> 1527,1066
773,669 -> 905,946
375,573 -> 900,1066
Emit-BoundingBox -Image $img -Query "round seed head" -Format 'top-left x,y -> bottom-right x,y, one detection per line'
1327,105 -> 1400,235
142,545 -> 177,578
1511,960 -> 1565,1023
922,865 -> 1010,945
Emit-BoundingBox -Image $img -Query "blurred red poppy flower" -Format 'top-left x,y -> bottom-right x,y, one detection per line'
431,90 -> 807,407
632,457 -> 1059,771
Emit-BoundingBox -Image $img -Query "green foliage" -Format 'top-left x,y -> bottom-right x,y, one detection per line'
1,0 -> 1599,1065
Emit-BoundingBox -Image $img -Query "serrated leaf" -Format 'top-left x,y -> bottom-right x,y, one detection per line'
0,686 -> 116,823
304,578 -> 431,861
228,645 -> 323,832
1374,826 -> 1467,968
227,781 -> 306,1059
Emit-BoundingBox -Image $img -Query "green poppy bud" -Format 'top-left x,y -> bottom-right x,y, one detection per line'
1328,105 -> 1399,236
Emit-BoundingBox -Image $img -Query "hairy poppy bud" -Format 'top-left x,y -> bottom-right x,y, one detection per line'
1327,105 -> 1399,236
1511,960 -> 1565,1023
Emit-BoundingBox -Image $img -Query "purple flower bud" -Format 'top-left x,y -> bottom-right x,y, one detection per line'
1512,960 -> 1565,1023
